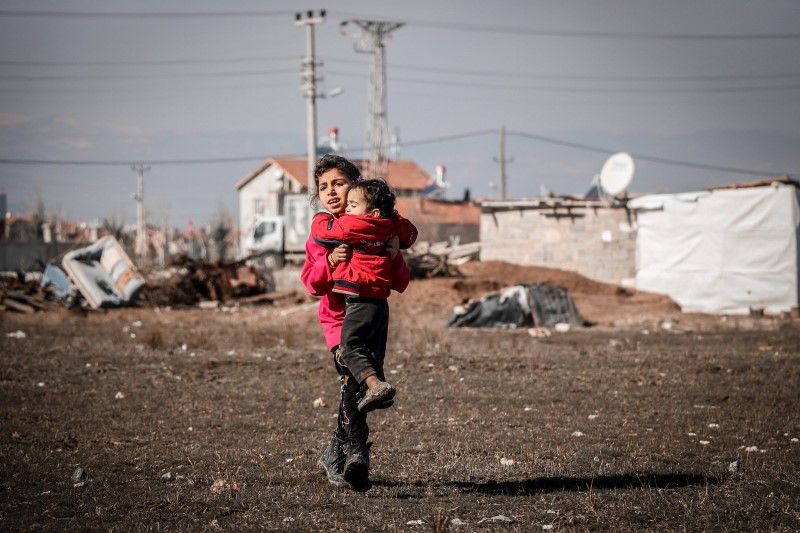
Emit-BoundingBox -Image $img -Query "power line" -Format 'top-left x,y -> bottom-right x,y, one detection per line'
415,21 -> 800,40
0,68 -> 298,81
0,155 -> 271,166
0,9 -> 294,18
393,129 -> 496,148
2,129 -> 793,178
0,80 -> 297,96
329,11 -> 800,40
345,130 -> 497,155
5,55 -> 800,84
328,70 -> 800,94
0,131 -> 497,166
5,67 -> 799,94
327,58 -> 800,83
0,56 -> 296,67
2,8 -> 798,40
507,130 -> 793,177
5,54 -> 800,86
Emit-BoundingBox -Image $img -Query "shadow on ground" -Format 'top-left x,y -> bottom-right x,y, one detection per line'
373,473 -> 722,496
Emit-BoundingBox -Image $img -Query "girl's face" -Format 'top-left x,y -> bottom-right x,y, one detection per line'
317,169 -> 352,215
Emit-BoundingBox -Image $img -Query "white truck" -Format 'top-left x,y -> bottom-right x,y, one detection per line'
242,193 -> 318,267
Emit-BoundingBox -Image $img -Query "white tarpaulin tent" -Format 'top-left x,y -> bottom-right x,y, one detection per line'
629,181 -> 799,314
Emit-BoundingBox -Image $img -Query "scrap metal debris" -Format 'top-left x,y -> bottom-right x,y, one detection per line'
62,236 -> 146,308
406,241 -> 480,279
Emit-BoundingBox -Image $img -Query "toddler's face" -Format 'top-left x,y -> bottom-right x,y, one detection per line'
345,188 -> 369,215
317,169 -> 351,215
345,188 -> 379,217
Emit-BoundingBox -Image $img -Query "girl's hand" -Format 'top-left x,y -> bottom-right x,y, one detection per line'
327,244 -> 351,267
386,235 -> 400,259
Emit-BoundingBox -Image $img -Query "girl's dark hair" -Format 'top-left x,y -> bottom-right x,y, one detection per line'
310,154 -> 362,206
352,179 -> 396,218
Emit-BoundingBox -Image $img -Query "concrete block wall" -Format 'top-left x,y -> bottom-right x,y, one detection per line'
480,206 -> 636,286
0,242 -> 78,271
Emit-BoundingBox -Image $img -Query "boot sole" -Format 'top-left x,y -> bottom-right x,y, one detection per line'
357,387 -> 396,413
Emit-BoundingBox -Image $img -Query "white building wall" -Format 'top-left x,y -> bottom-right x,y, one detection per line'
632,184 -> 800,314
237,165 -> 309,258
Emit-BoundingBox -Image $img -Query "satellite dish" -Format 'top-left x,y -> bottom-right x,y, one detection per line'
599,152 -> 635,196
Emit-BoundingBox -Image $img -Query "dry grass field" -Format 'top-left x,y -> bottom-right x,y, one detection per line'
1,266 -> 799,531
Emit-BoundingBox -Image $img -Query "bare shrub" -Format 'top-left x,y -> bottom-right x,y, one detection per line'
144,329 -> 165,350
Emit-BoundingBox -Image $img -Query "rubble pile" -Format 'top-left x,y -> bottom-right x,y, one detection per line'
0,272 -> 66,313
1,236 -> 303,313
140,255 -> 278,307
406,241 -> 481,279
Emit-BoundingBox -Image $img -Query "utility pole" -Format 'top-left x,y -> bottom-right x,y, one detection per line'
131,164 -> 150,261
341,19 -> 403,178
295,10 -> 326,187
493,125 -> 513,200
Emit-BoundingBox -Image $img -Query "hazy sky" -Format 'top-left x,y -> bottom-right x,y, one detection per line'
1,0 -> 799,227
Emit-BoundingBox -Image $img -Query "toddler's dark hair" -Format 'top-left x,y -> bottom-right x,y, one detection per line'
352,178 -> 396,218
310,154 -> 362,207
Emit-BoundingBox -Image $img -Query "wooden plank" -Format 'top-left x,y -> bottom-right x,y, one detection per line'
3,298 -> 35,314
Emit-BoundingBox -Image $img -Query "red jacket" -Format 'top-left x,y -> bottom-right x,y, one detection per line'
311,212 -> 417,298
300,232 -> 411,350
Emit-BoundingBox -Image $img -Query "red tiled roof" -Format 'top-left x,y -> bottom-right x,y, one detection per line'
235,157 -> 309,190
379,160 -> 431,191
395,197 -> 480,225
236,157 -> 431,191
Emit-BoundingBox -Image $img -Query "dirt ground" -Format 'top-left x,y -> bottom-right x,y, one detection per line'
1,264 -> 799,531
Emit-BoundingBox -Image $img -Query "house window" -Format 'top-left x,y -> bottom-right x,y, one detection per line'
254,198 -> 264,217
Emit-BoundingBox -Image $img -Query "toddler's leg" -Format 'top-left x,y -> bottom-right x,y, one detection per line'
371,301 -> 390,381
340,298 -> 381,384
353,300 -> 395,412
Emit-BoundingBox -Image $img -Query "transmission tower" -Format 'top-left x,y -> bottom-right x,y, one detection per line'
341,19 -> 404,178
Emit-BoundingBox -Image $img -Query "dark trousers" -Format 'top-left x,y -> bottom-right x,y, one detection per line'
333,297 -> 389,444
340,297 -> 389,384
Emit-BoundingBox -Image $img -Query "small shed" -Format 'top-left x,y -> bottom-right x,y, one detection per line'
629,178 -> 799,314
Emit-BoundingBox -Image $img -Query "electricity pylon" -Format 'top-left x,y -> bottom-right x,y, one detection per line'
341,19 -> 403,178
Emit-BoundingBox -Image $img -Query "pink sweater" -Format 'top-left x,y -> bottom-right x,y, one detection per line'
300,232 -> 411,350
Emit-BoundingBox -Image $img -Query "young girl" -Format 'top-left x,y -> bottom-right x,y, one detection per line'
300,155 -> 414,490
312,178 -> 417,410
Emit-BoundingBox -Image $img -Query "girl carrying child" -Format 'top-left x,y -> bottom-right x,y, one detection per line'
300,154 -> 417,491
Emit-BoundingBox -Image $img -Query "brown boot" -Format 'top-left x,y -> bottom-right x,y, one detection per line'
357,381 -> 396,413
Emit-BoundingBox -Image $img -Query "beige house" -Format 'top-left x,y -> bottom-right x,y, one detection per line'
235,157 -> 432,256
